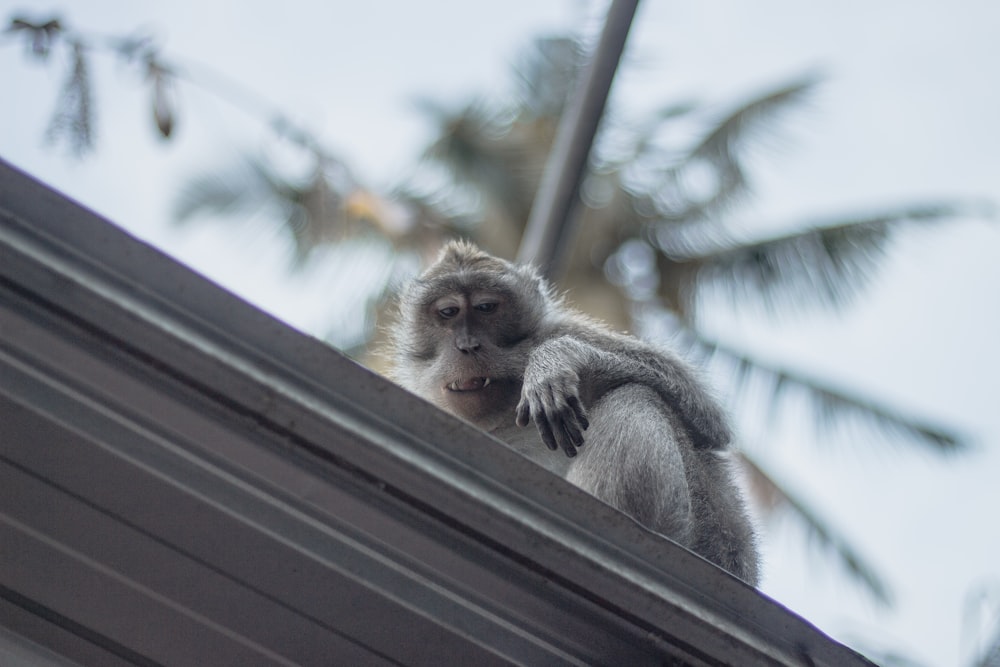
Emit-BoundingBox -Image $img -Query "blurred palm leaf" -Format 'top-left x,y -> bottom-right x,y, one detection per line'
624,100 -> 699,160
6,15 -> 64,59
173,155 -> 349,264
416,98 -> 546,224
147,59 -> 177,139
512,36 -> 585,120
688,328 -> 967,453
173,155 -> 287,221
738,452 -> 893,607
663,201 -> 982,316
620,75 -> 820,223
682,74 -> 819,213
45,39 -> 94,156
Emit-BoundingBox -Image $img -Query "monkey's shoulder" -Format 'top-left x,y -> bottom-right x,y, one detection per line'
543,315 -> 675,363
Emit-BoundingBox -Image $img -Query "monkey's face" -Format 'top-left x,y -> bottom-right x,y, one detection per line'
392,242 -> 550,430
413,285 -> 533,427
397,285 -> 545,429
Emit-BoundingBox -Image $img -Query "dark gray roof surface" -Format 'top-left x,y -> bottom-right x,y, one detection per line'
0,159 -> 872,666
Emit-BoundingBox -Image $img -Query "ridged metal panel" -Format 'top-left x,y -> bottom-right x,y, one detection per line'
0,159 -> 873,666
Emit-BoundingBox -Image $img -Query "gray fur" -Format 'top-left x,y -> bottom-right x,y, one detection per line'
390,241 -> 760,584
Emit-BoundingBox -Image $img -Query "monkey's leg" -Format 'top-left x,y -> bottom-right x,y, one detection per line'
566,384 -> 693,546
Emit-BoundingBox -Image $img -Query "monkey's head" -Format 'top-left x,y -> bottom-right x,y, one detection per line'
391,241 -> 556,428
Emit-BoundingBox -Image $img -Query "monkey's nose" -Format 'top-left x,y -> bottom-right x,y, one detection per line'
455,335 -> 481,353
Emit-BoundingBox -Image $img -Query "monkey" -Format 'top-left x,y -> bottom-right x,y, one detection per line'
389,240 -> 759,584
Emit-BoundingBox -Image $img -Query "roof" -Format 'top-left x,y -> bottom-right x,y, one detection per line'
0,158 -> 873,666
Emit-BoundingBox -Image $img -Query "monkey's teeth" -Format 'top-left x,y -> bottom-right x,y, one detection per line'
447,377 -> 492,392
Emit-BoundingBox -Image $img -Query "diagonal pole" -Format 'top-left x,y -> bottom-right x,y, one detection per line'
516,0 -> 640,280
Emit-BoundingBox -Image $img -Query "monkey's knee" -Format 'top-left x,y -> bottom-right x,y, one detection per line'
568,384 -> 693,543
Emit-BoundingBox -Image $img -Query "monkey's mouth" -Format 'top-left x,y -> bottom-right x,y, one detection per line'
446,377 -> 492,392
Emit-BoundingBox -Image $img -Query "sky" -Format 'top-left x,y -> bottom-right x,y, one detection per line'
3,1 -> 1000,664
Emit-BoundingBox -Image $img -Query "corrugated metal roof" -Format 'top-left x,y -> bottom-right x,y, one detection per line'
0,159 -> 873,665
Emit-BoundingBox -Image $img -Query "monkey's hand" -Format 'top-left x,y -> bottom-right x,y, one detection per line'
516,341 -> 591,458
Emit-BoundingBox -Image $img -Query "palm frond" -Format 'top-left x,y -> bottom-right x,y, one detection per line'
511,35 -> 584,120
388,186 -> 474,243
286,167 -> 348,260
737,451 -> 893,606
418,99 -> 542,223
173,155 -> 352,265
668,201 -> 982,315
693,73 -> 820,161
642,74 -> 820,221
6,15 -> 64,59
147,58 -> 177,139
628,100 -> 700,159
687,329 -> 969,454
172,155 -> 286,223
45,39 -> 94,157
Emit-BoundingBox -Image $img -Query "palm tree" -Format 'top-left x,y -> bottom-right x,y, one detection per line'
168,34 -> 976,605
6,1 -> 981,613
394,35 -> 980,604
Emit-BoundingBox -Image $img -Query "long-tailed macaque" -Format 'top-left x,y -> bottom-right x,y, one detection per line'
390,241 -> 759,584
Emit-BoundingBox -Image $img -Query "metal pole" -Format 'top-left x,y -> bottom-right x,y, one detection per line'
516,0 -> 640,280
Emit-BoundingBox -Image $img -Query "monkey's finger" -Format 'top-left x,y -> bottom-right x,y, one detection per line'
515,398 -> 531,427
560,420 -> 583,454
567,395 -> 589,431
536,417 -> 559,452
556,422 -> 578,458
555,407 -> 585,449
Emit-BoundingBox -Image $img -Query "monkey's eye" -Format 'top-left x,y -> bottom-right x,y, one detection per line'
438,306 -> 459,319
474,303 -> 498,313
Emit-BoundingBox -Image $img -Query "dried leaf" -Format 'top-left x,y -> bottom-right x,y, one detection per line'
143,57 -> 177,139
6,16 -> 63,59
151,71 -> 175,138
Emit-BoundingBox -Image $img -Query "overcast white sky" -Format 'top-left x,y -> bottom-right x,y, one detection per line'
3,1 -> 999,664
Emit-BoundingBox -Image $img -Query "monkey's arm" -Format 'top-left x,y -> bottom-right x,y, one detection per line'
515,334 -> 731,457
